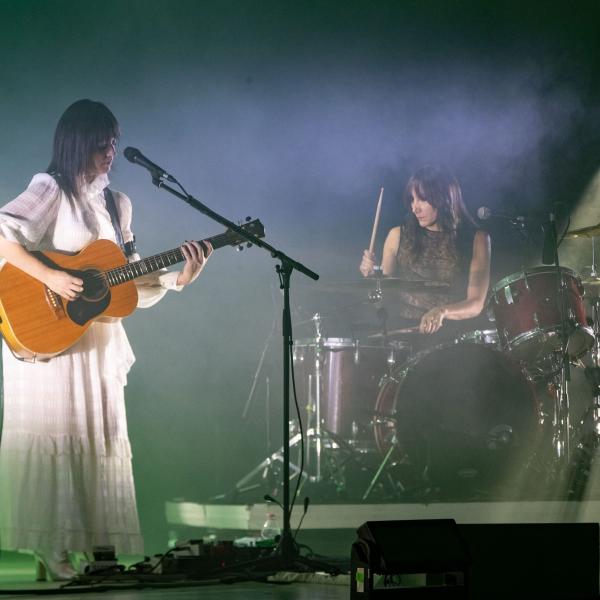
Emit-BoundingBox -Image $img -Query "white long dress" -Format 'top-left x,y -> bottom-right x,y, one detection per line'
0,173 -> 181,555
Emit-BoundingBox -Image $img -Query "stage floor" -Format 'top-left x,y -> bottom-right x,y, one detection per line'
0,553 -> 349,599
2,500 -> 600,598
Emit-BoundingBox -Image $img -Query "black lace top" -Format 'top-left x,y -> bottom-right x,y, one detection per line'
394,223 -> 476,319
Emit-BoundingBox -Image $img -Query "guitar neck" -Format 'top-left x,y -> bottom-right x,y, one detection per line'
103,230 -> 232,287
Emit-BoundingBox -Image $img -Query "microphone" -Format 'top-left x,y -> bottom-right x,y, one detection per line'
542,212 -> 557,265
123,147 -> 176,182
477,206 -> 529,222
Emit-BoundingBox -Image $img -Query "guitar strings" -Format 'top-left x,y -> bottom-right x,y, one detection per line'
76,226 -> 251,286
84,248 -> 184,284
82,232 -> 224,285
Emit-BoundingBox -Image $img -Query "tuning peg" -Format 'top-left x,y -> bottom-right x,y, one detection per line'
245,216 -> 251,222
246,242 -> 253,248
237,245 -> 244,252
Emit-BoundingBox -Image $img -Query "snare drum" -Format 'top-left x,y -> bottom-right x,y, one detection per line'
489,266 -> 593,364
293,337 -> 410,442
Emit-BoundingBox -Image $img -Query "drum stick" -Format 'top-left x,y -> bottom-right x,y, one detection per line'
368,187 -> 384,254
368,326 -> 420,339
390,326 -> 420,334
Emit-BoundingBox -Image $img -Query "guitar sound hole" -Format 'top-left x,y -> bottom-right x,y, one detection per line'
80,269 -> 109,302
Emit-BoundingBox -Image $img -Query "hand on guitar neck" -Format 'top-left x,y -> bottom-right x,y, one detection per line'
176,240 -> 213,286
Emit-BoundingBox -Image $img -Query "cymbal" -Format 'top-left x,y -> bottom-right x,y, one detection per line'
582,276 -> 600,287
564,224 -> 600,239
317,278 -> 451,293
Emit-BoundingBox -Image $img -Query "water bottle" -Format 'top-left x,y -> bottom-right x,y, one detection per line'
260,512 -> 281,540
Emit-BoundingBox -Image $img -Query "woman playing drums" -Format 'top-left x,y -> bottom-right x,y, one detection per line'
359,165 -> 491,337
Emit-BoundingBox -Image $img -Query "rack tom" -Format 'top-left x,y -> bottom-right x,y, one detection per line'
489,266 -> 593,364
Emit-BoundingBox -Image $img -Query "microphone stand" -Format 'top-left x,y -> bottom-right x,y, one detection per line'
542,212 -> 571,467
507,217 -> 537,246
148,176 -> 337,572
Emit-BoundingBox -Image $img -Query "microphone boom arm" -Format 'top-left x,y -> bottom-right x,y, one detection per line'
152,178 -> 318,281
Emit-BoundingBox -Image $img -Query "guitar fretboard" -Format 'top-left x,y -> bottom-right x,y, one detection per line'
104,247 -> 184,286
102,229 -> 246,287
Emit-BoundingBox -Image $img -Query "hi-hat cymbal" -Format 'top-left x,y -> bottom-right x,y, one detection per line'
316,278 -> 451,293
564,224 -> 600,239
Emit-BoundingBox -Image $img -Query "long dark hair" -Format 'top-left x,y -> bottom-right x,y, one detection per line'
402,164 -> 476,258
47,99 -> 120,201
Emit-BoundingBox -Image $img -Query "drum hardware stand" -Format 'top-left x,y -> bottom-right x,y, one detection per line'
305,314 -> 324,483
582,295 -> 600,439
585,238 -> 600,435
362,433 -> 403,500
231,431 -> 308,497
145,170 -> 338,573
544,211 -> 572,466
563,309 -> 600,501
591,300 -> 600,434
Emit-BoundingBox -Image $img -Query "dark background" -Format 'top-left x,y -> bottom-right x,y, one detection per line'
1,0 -> 599,551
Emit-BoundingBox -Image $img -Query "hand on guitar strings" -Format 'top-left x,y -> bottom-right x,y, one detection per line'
43,269 -> 84,301
176,240 -> 213,287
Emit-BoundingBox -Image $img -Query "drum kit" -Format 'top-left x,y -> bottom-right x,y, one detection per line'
279,225 -> 600,502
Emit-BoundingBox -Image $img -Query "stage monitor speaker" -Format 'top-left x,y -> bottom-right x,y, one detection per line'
351,520 -> 599,599
351,519 -> 469,599
458,522 -> 599,599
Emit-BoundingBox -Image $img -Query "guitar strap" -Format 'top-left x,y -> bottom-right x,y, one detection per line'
103,188 -> 137,258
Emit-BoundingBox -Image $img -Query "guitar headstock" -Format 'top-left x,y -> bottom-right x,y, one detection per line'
209,218 -> 265,251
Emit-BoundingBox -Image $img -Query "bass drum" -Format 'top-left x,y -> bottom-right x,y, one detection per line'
374,343 -> 540,497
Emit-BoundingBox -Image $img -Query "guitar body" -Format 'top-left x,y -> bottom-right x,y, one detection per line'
0,239 -> 138,359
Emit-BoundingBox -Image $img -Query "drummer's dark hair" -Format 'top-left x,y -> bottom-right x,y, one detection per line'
403,164 -> 475,230
47,99 -> 120,201
403,165 -> 476,257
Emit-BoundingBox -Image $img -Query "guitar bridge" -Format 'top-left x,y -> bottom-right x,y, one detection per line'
45,287 -> 66,319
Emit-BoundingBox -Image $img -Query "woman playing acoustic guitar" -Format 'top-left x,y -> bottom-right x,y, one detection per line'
0,99 -> 211,580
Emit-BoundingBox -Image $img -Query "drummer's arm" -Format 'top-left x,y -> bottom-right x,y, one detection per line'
443,230 -> 491,320
360,227 -> 400,277
380,227 -> 400,276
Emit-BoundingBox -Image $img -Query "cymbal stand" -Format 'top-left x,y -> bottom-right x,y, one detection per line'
361,287 -> 407,500
304,314 -> 324,483
583,236 -> 600,438
544,212 -> 571,465
589,298 -> 600,433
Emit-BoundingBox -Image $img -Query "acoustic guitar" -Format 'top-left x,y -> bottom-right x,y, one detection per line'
0,219 -> 264,360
